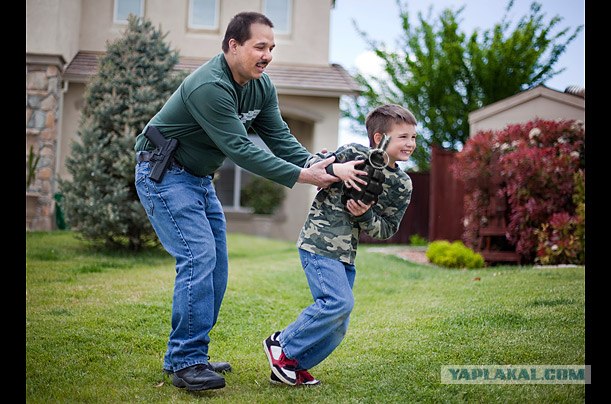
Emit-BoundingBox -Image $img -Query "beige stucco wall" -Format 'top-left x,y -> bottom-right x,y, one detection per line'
57,82 -> 86,183
469,87 -> 585,135
78,0 -> 330,65
279,94 -> 341,238
26,0 -> 82,64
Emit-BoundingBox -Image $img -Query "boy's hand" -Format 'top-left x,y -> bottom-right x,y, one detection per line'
332,160 -> 368,191
346,199 -> 373,216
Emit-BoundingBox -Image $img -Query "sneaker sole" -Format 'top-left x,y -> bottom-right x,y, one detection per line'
172,377 -> 225,391
270,374 -> 321,387
269,375 -> 285,385
262,338 -> 297,386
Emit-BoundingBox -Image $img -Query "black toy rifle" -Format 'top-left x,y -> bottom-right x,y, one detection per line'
341,134 -> 391,206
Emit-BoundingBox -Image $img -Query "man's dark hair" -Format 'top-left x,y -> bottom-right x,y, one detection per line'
222,12 -> 274,53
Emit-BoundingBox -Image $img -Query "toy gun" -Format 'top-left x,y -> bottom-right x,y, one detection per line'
341,134 -> 391,206
144,125 -> 178,183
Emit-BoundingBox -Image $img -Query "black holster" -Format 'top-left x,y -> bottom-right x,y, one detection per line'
144,125 -> 178,183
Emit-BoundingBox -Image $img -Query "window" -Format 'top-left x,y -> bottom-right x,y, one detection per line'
188,0 -> 219,30
263,0 -> 292,35
215,135 -> 267,211
114,0 -> 143,24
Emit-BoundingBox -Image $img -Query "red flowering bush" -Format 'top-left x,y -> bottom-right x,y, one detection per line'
451,119 -> 585,264
534,170 -> 585,265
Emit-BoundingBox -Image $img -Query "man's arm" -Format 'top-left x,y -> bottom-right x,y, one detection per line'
296,156 -> 341,188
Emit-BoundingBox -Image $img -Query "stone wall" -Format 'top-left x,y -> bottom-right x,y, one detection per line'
26,58 -> 62,230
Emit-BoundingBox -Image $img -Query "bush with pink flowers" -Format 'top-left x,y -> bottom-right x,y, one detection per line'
451,119 -> 585,265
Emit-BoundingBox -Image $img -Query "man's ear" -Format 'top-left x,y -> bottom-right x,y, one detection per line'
229,38 -> 238,53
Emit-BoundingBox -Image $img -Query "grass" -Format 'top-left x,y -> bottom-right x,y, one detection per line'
26,231 -> 586,403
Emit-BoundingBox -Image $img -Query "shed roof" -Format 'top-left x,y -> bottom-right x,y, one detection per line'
469,84 -> 585,123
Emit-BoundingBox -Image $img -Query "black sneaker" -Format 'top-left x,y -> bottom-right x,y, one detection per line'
163,361 -> 231,375
171,364 -> 225,391
209,361 -> 232,373
263,331 -> 299,385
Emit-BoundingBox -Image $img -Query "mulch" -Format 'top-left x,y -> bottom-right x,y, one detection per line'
365,246 -> 430,265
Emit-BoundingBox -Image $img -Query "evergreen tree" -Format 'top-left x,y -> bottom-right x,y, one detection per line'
59,15 -> 186,250
342,0 -> 582,171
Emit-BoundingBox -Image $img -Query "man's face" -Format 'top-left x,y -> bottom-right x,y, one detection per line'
230,23 -> 275,85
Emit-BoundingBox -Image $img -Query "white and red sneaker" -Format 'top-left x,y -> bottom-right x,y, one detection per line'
264,331 -> 321,386
263,331 -> 298,385
295,369 -> 321,386
270,370 -> 321,386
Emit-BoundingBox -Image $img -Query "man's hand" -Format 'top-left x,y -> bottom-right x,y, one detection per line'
297,156 -> 341,188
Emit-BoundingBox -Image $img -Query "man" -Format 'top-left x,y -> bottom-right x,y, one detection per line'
134,11 -> 365,391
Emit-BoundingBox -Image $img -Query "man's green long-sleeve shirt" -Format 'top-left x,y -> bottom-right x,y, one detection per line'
134,53 -> 312,188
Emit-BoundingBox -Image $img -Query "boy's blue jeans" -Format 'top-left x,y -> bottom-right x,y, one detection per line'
135,160 -> 228,372
280,248 -> 356,370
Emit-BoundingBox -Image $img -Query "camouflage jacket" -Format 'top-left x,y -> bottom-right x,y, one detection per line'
297,143 -> 412,264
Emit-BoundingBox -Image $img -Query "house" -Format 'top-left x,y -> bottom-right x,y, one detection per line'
468,84 -> 585,135
25,0 -> 359,240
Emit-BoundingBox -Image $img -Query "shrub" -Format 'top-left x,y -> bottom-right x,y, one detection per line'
426,240 -> 485,269
534,170 -> 585,265
240,176 -> 286,215
409,234 -> 428,246
451,119 -> 585,264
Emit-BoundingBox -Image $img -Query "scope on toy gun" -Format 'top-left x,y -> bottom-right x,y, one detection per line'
341,134 -> 391,206
368,133 -> 391,169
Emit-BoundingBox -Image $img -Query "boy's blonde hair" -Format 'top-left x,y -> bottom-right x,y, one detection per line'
365,104 -> 417,148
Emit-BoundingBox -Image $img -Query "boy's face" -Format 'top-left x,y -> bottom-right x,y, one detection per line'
375,122 -> 417,168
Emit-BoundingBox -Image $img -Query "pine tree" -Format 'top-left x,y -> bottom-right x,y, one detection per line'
59,15 -> 186,250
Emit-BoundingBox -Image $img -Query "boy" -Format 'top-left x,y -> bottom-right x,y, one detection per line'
263,104 -> 418,385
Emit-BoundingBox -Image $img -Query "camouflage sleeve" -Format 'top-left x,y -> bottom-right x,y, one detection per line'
355,173 -> 412,239
304,153 -> 323,168
304,143 -> 369,168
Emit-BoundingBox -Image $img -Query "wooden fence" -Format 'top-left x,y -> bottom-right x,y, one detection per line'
360,146 -> 465,245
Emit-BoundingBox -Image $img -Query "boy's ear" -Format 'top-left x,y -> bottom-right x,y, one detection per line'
373,132 -> 384,147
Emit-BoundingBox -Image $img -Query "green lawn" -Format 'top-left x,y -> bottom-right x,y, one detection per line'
26,231 -> 586,403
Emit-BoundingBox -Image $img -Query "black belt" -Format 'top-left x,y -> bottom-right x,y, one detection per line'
137,150 -> 163,163
136,151 -> 210,178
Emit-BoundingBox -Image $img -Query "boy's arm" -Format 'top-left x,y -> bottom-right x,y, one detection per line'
352,176 -> 413,240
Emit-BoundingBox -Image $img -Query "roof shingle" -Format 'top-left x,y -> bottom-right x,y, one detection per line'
63,51 -> 360,97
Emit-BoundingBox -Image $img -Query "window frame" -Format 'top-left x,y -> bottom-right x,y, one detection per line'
113,0 -> 144,24
215,134 -> 268,212
262,0 -> 292,35
188,0 -> 220,31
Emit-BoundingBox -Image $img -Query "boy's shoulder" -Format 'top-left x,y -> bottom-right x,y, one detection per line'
335,143 -> 370,161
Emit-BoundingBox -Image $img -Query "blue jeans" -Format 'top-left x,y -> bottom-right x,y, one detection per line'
135,160 -> 228,372
279,248 -> 356,370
